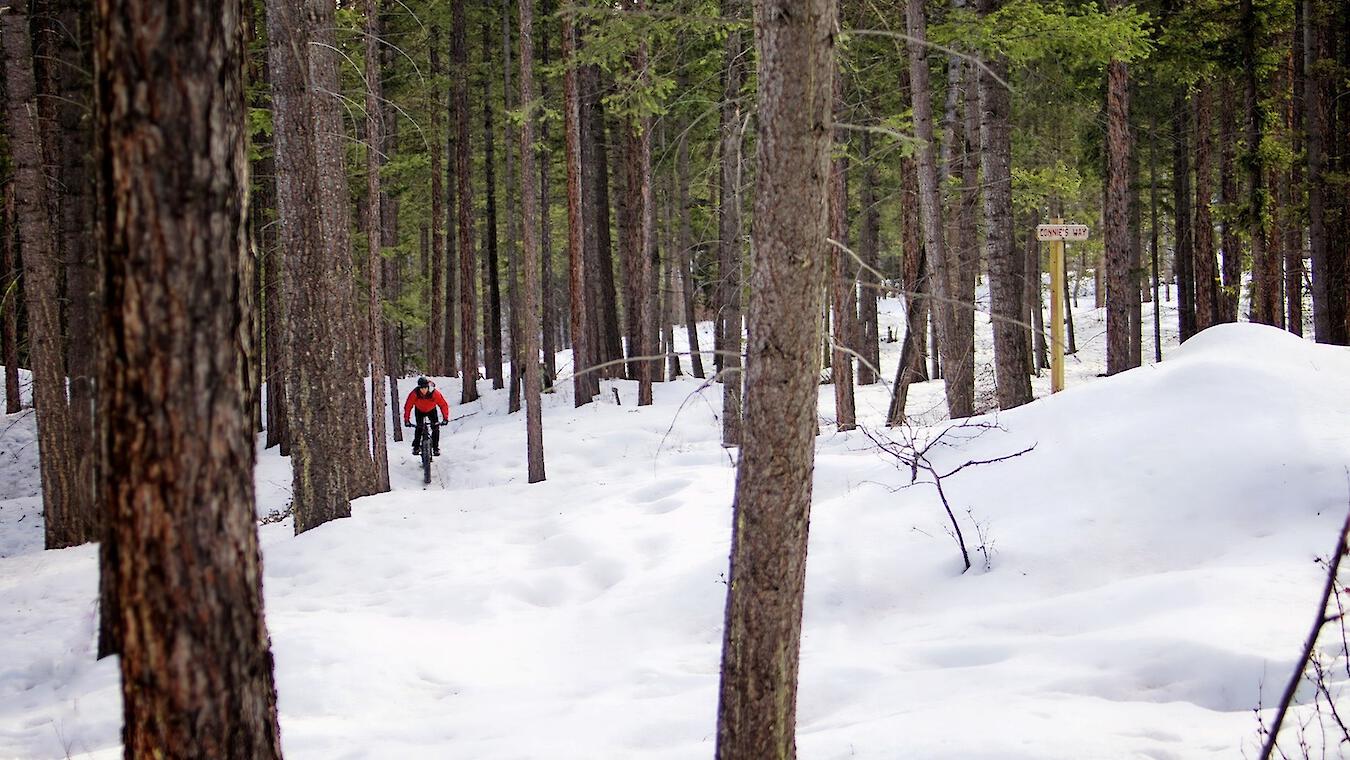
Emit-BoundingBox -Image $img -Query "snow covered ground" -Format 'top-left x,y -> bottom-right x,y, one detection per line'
3,289 -> 1350,759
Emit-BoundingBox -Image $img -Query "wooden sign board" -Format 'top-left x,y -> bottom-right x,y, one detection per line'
1036,224 -> 1090,241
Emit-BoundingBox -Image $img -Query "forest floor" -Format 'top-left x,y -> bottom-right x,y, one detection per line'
3,285 -> 1350,759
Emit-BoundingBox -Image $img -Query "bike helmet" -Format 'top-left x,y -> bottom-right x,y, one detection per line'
416,376 -> 430,388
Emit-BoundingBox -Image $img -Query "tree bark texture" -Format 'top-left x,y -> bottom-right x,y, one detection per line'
1192,83 -> 1218,333
714,1 -> 835,757
1218,77 -> 1242,324
676,104 -> 705,379
978,4 -> 1032,406
1105,52 -> 1133,373
503,5 -> 523,413
267,0 -> 354,532
482,20 -> 505,391
538,10 -> 557,385
561,17 -> 597,404
0,0 -> 83,549
830,78 -> 856,431
454,0 -> 480,403
718,0 -> 745,445
1172,91 -> 1195,340
429,27 -> 445,376
96,0 -> 283,753
857,130 -> 881,386
517,0 -> 546,482
365,0 -> 390,493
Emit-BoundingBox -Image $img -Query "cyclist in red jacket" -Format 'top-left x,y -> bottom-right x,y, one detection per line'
403,376 -> 450,456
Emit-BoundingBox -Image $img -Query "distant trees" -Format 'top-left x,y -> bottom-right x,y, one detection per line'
96,0 -> 282,753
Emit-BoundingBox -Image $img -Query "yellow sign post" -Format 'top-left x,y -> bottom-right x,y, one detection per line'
1037,220 -> 1088,394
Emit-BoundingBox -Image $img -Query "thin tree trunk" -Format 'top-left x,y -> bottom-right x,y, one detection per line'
1128,113 -> 1144,368
888,251 -> 928,426
906,0 -> 964,418
676,103 -> 705,379
454,0 -> 480,402
1150,114 -> 1163,362
952,58 -> 978,412
2,187 -> 18,414
1219,76 -> 1242,324
538,7 -> 557,386
830,72 -> 856,431
503,4 -> 523,413
428,28 -> 445,375
1287,14 -> 1304,336
632,3 -> 656,407
857,131 -> 881,385
365,0 -> 390,493
561,17 -> 596,404
1173,90 -> 1196,339
1304,0 -> 1341,343
718,0 -> 745,444
1193,82 -> 1218,333
1,0 -> 82,548
97,0 -> 282,752
516,0 -> 546,482
482,20 -> 505,390
715,1 -> 835,755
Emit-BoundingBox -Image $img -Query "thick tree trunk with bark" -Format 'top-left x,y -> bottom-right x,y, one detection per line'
96,0 -> 282,753
718,0 -> 745,445
714,2 -> 835,756
267,0 -> 354,532
1,0 -> 83,548
979,1 -> 1032,405
1104,30 -> 1132,374
633,9 -> 656,407
517,0 -> 546,481
1244,0 -> 1281,326
365,0 -> 390,493
561,18 -> 597,404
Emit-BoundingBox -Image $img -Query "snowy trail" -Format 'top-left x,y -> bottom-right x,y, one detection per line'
4,294 -> 1350,759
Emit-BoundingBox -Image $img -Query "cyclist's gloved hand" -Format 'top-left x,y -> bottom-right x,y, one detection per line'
404,421 -> 413,427
440,420 -> 449,426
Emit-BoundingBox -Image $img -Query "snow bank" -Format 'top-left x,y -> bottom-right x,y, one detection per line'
2,317 -> 1349,759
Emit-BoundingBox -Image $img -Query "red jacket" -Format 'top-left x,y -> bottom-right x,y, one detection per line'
403,386 -> 450,422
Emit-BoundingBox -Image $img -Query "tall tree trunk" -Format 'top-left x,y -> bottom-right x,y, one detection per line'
1150,113 -> 1163,362
580,63 -> 622,370
979,0 -> 1031,405
503,3 -> 523,413
1218,77 -> 1242,324
1,0 -> 83,548
429,27 -> 445,376
1128,111 -> 1144,368
906,0 -> 965,418
1244,0 -> 1280,326
676,100 -> 705,379
952,59 -> 978,412
830,73 -> 856,431
482,20 -> 505,390
308,0 -> 374,498
632,3 -> 656,407
1192,82 -> 1218,333
714,1 -> 834,756
97,0 -> 283,753
857,131 -> 881,386
517,0 -> 546,482
454,0 -> 480,402
718,0 -> 745,445
538,9 -> 557,386
1303,0 -> 1341,343
1172,90 -> 1196,339
1104,21 -> 1133,374
51,0 -> 100,539
2,187 -> 19,413
365,0 -> 390,493
1287,12 -> 1304,336
561,16 -> 597,404
267,0 -> 354,532
444,108 -> 459,378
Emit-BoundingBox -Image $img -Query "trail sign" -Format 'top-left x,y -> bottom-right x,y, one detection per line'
1037,223 -> 1089,241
